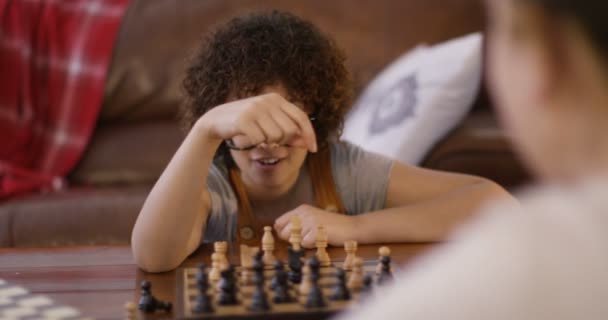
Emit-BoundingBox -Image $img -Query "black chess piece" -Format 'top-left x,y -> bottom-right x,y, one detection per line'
329,268 -> 351,301
377,255 -> 393,285
138,280 -> 172,313
249,251 -> 270,311
193,263 -> 214,313
271,260 -> 288,290
272,261 -> 293,303
305,255 -> 327,309
288,246 -> 304,284
360,273 -> 374,299
218,264 -> 238,305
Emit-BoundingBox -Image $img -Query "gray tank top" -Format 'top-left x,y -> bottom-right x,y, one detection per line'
203,140 -> 394,242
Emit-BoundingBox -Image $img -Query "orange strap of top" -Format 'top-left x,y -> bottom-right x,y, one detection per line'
228,146 -> 346,245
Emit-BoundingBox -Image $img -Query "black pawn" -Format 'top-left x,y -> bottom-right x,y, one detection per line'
288,246 -> 304,284
305,255 -> 327,309
249,251 -> 270,311
218,265 -> 238,305
329,268 -> 351,301
193,264 -> 214,313
272,261 -> 293,303
360,273 -> 374,299
138,280 -> 172,313
377,255 -> 393,285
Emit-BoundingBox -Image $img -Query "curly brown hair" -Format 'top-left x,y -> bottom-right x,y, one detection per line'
182,10 -> 353,161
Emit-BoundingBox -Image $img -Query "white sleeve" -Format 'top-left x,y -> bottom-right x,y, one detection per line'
336,205 -> 536,320
335,190 -> 608,320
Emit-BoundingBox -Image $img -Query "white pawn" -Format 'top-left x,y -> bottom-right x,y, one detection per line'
315,225 -> 330,267
262,226 -> 276,268
124,301 -> 137,320
240,244 -> 258,285
347,257 -> 364,292
209,252 -> 221,282
376,246 -> 391,275
289,215 -> 303,251
343,240 -> 358,271
214,241 -> 229,270
299,264 -> 312,297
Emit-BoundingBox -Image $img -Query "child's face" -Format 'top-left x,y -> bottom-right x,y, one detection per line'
229,85 -> 310,199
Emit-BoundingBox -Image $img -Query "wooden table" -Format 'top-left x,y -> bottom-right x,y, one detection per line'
0,246 -> 136,319
0,243 -> 434,319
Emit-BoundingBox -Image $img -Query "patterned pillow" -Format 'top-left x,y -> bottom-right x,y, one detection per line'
342,33 -> 483,164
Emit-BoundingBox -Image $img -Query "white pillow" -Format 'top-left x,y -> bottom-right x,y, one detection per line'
342,32 -> 483,164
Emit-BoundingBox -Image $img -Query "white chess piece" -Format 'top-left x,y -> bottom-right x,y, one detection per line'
124,301 -> 137,320
262,226 -> 276,268
209,252 -> 221,282
315,225 -> 331,267
240,244 -> 255,285
347,257 -> 364,291
214,241 -> 229,270
299,264 -> 312,297
289,215 -> 303,251
343,240 -> 358,271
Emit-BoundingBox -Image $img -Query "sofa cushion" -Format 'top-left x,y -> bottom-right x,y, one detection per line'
342,33 -> 483,165
422,109 -> 531,189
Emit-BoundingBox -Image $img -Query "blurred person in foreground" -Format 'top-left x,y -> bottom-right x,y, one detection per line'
339,0 -> 608,319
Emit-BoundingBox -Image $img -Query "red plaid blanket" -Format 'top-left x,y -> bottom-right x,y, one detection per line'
0,0 -> 130,199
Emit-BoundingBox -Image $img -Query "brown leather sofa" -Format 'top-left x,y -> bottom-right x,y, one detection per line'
0,0 -> 530,247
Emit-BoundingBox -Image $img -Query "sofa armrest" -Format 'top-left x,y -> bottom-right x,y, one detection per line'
422,109 -> 530,189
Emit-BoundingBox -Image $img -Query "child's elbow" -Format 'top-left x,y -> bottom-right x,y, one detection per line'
133,250 -> 182,273
475,178 -> 518,207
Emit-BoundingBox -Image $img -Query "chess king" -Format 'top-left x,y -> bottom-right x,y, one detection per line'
131,10 -> 515,272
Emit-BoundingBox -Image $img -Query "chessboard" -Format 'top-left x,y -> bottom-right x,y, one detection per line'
0,279 -> 89,320
174,259 -> 389,320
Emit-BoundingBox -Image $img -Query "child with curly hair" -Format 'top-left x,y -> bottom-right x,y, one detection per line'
131,11 -> 513,272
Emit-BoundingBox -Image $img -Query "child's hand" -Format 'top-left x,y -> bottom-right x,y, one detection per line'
274,204 -> 357,248
198,92 -> 317,152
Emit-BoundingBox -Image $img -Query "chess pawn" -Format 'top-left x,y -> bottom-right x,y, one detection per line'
343,240 -> 358,271
299,264 -> 312,297
329,268 -> 351,301
262,226 -> 277,268
124,301 -> 137,320
193,264 -> 214,313
315,226 -> 331,267
240,245 -> 257,285
288,215 -> 303,251
304,255 -> 327,308
209,252 -> 221,282
376,246 -> 391,275
347,258 -> 364,292
214,241 -> 229,269
218,265 -> 238,305
249,251 -> 270,311
138,280 -> 172,313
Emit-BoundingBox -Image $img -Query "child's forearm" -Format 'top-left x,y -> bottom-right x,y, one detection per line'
353,180 -> 515,244
131,118 -> 221,272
